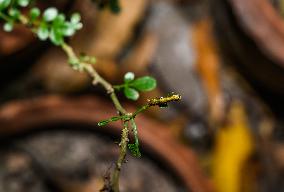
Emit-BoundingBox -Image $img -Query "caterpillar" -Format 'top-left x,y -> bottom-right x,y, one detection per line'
147,93 -> 181,108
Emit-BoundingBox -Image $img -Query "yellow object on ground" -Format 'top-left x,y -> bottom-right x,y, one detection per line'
212,101 -> 254,192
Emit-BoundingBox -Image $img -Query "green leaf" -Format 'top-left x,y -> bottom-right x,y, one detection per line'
8,8 -> 20,19
3,21 -> 13,32
79,54 -> 96,64
124,87 -> 139,101
29,7 -> 40,21
88,56 -> 96,63
43,7 -> 58,22
49,28 -> 64,45
98,119 -> 111,126
128,143 -> 141,157
74,22 -> 83,30
124,72 -> 135,83
68,57 -> 79,65
62,23 -> 76,36
37,23 -> 49,40
98,116 -> 124,126
17,0 -> 29,7
130,76 -> 156,92
53,13 -> 65,24
128,119 -> 141,157
71,13 -> 81,24
0,0 -> 11,10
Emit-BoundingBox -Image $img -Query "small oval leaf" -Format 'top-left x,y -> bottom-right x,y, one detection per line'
130,76 -> 156,92
29,7 -> 40,21
124,87 -> 139,101
3,22 -> 13,32
43,7 -> 58,22
98,119 -> 111,126
17,0 -> 29,7
0,0 -> 11,10
37,23 -> 49,40
128,143 -> 141,157
124,72 -> 135,83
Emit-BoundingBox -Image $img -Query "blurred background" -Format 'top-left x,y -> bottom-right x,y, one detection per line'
0,0 -> 284,191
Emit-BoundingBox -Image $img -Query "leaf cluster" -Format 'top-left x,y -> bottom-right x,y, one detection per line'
0,0 -> 83,45
116,72 -> 157,101
1,0 -> 30,31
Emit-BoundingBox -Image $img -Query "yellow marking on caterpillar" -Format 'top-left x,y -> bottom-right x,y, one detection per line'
147,93 -> 181,106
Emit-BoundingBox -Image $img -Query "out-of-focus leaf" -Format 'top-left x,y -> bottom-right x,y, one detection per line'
43,7 -> 58,22
3,21 -> 13,32
124,72 -> 135,83
0,0 -> 11,10
212,101 -> 254,192
29,7 -> 40,21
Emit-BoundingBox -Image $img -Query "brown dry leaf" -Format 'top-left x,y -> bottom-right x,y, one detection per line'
212,101 -> 254,192
193,19 -> 225,124
59,176 -> 104,192
0,27 -> 34,55
33,48 -> 91,93
121,32 -> 158,75
87,0 -> 148,58
71,0 -> 149,82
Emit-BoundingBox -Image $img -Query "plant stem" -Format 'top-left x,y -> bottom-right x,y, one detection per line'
16,13 -> 129,191
111,121 -> 129,192
132,104 -> 150,117
113,84 -> 125,90
61,43 -> 128,192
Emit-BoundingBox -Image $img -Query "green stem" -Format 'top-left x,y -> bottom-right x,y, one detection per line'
132,104 -> 150,117
113,84 -> 126,90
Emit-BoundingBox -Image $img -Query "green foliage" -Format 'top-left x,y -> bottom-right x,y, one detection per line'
98,116 -> 125,126
124,87 -> 139,101
124,72 -> 135,82
115,72 -> 157,101
43,7 -> 58,21
79,53 -> 96,64
8,8 -> 20,19
0,1 -> 83,46
130,76 -> 157,92
37,10 -> 83,45
17,0 -> 29,7
37,22 -> 48,40
3,21 -> 13,31
0,0 -> 11,10
29,8 -> 40,21
99,116 -> 141,157
1,0 -> 180,168
0,0 -> 30,10
128,143 -> 141,157
128,119 -> 141,157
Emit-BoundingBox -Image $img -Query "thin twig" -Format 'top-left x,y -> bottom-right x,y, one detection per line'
14,14 -> 130,192
61,43 -> 129,192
